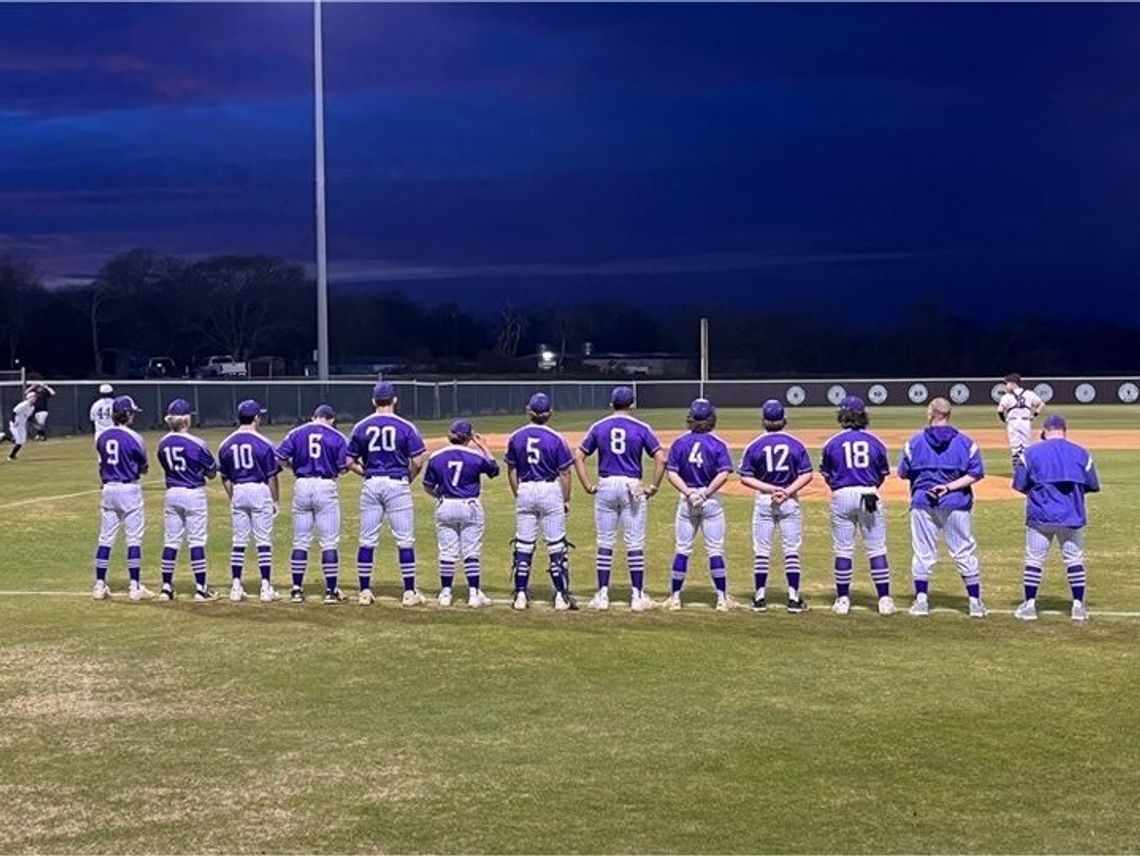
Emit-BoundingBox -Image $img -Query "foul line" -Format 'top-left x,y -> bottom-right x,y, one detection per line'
0,489 -> 100,511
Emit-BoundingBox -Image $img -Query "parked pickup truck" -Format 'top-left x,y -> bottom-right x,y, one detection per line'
197,355 -> 248,378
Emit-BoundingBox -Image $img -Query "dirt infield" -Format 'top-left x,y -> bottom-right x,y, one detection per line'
424,427 -> 1140,503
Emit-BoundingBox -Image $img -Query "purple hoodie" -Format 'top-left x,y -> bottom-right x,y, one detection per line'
898,425 -> 985,511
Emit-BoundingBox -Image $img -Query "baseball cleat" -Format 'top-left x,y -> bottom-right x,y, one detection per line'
1071,600 -> 1089,622
437,588 -> 453,607
715,593 -> 735,613
323,588 -> 346,604
968,597 -> 988,619
662,593 -> 682,611
512,590 -> 529,611
1014,600 -> 1038,621
831,595 -> 851,616
908,595 -> 930,617
553,592 -> 573,611
128,584 -> 154,602
290,586 -> 305,603
630,591 -> 654,612
259,582 -> 280,602
467,589 -> 492,609
401,589 -> 426,607
92,581 -> 111,601
193,587 -> 218,602
751,596 -> 768,613
358,589 -> 375,606
159,586 -> 175,602
786,597 -> 809,614
878,595 -> 897,616
588,590 -> 610,611
229,580 -> 246,603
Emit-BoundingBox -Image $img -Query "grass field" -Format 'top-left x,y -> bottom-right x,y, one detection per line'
2,405 -> 1139,853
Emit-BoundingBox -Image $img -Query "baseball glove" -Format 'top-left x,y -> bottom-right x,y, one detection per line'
998,411 -> 1007,423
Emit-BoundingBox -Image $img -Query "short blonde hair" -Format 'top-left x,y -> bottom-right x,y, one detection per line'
165,414 -> 191,432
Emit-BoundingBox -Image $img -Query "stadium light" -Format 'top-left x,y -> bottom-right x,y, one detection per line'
314,0 -> 330,380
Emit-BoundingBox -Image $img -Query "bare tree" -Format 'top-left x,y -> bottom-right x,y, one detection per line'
494,306 -> 526,359
0,256 -> 39,368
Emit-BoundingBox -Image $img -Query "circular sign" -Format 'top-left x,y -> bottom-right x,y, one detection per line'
1119,382 -> 1139,404
1034,383 -> 1054,403
990,383 -> 1006,403
785,385 -> 806,406
949,383 -> 970,404
1075,383 -> 1096,404
826,385 -> 847,406
867,384 -> 888,405
907,383 -> 929,404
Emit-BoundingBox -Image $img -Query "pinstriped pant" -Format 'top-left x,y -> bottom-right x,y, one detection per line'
164,486 -> 208,548
1025,524 -> 1084,568
360,477 -> 416,548
292,478 -> 341,551
830,487 -> 887,559
909,507 -> 979,580
594,476 -> 647,550
674,495 -> 725,557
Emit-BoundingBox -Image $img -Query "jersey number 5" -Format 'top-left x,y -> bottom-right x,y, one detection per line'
526,436 -> 541,464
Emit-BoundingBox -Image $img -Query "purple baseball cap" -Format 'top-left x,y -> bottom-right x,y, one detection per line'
688,397 -> 715,420
528,392 -> 552,414
314,404 -> 336,420
166,398 -> 193,416
237,399 -> 266,419
373,381 -> 396,402
112,395 -> 142,414
839,395 -> 865,412
762,399 -> 785,421
450,419 -> 474,439
611,385 -> 636,407
1043,413 -> 1067,431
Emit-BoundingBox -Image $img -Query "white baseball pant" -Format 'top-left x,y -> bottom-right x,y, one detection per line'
674,495 -> 725,557
164,486 -> 208,549
594,476 -> 647,550
752,495 -> 803,556
359,477 -> 415,548
1006,418 -> 1032,459
231,482 -> 275,547
515,481 -> 567,548
909,507 -> 980,581
99,483 -> 145,547
7,418 -> 27,445
435,498 -> 484,561
1025,524 -> 1084,568
830,487 -> 887,559
292,477 -> 341,551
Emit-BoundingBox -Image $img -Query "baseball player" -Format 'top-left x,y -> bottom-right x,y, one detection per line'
89,384 -> 115,438
347,381 -> 428,607
997,373 -> 1045,465
276,404 -> 353,604
738,399 -> 813,613
30,383 -> 54,440
1013,414 -> 1100,622
820,396 -> 896,616
422,420 -> 500,608
898,397 -> 987,618
92,396 -> 150,601
5,389 -> 36,461
156,398 -> 218,601
573,386 -> 666,612
663,398 -> 734,612
218,400 -> 281,603
504,392 -> 576,611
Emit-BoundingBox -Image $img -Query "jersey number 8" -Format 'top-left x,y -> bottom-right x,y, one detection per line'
609,427 -> 627,455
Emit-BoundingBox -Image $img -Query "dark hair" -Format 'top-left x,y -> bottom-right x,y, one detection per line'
112,411 -> 132,426
1004,373 -> 1021,385
373,396 -> 395,407
529,410 -> 552,425
764,418 -> 787,432
612,402 -> 632,413
448,432 -> 471,445
686,414 -> 717,433
838,410 -> 869,430
238,413 -> 257,426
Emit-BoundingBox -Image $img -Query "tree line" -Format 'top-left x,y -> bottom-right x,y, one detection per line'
2,250 -> 1138,378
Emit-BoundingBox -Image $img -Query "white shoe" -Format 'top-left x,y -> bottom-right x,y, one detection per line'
468,589 -> 492,608
630,591 -> 654,612
1014,599 -> 1038,621
512,590 -> 529,610
92,581 -> 110,601
128,584 -> 154,602
553,592 -> 572,612
908,594 -> 929,617
358,589 -> 375,606
259,582 -> 280,603
229,580 -> 246,602
663,593 -> 682,612
588,590 -> 610,611
878,595 -> 896,616
401,589 -> 426,607
1071,600 -> 1088,622
968,597 -> 988,619
715,594 -> 735,613
831,595 -> 851,616
193,587 -> 218,602
437,588 -> 453,607
158,586 -> 174,602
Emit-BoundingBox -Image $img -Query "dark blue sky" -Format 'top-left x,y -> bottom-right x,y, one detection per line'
3,3 -> 1139,319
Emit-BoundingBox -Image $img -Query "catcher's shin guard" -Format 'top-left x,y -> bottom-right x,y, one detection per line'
508,537 -> 535,595
549,539 -> 578,609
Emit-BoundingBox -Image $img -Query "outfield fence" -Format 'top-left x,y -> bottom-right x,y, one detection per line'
1,376 -> 1137,436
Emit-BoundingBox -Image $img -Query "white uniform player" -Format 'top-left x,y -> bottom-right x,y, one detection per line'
505,393 -> 575,611
997,374 -> 1045,465
89,384 -> 115,437
6,391 -> 35,461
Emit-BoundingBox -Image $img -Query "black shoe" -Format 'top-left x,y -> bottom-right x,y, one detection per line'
787,597 -> 809,614
323,588 -> 346,604
751,596 -> 767,612
290,586 -> 305,603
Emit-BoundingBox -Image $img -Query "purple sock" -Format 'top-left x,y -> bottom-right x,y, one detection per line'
966,581 -> 981,599
834,557 -> 853,598
94,545 -> 111,583
869,554 -> 891,598
671,553 -> 688,594
357,546 -> 374,591
161,546 -> 177,587
190,546 -> 207,589
629,549 -> 645,592
915,578 -> 930,595
291,548 -> 307,588
256,544 -> 272,582
398,547 -> 417,591
127,545 -> 142,585
230,544 -> 245,580
321,549 -> 339,592
596,547 -> 613,589
1067,564 -> 1086,602
709,555 -> 727,594
1023,565 -> 1042,600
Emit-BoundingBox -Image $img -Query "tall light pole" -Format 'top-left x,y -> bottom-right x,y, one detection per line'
313,0 -> 330,379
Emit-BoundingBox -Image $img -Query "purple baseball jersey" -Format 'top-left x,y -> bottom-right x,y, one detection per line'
423,446 -> 500,499
218,430 -> 280,484
666,431 -> 733,488
157,432 -> 217,489
898,426 -> 985,511
1014,438 -> 1100,528
505,424 -> 573,483
347,413 -> 426,479
739,432 -> 814,488
275,422 -> 350,479
579,415 -> 662,479
95,426 -> 148,484
820,429 -> 891,489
